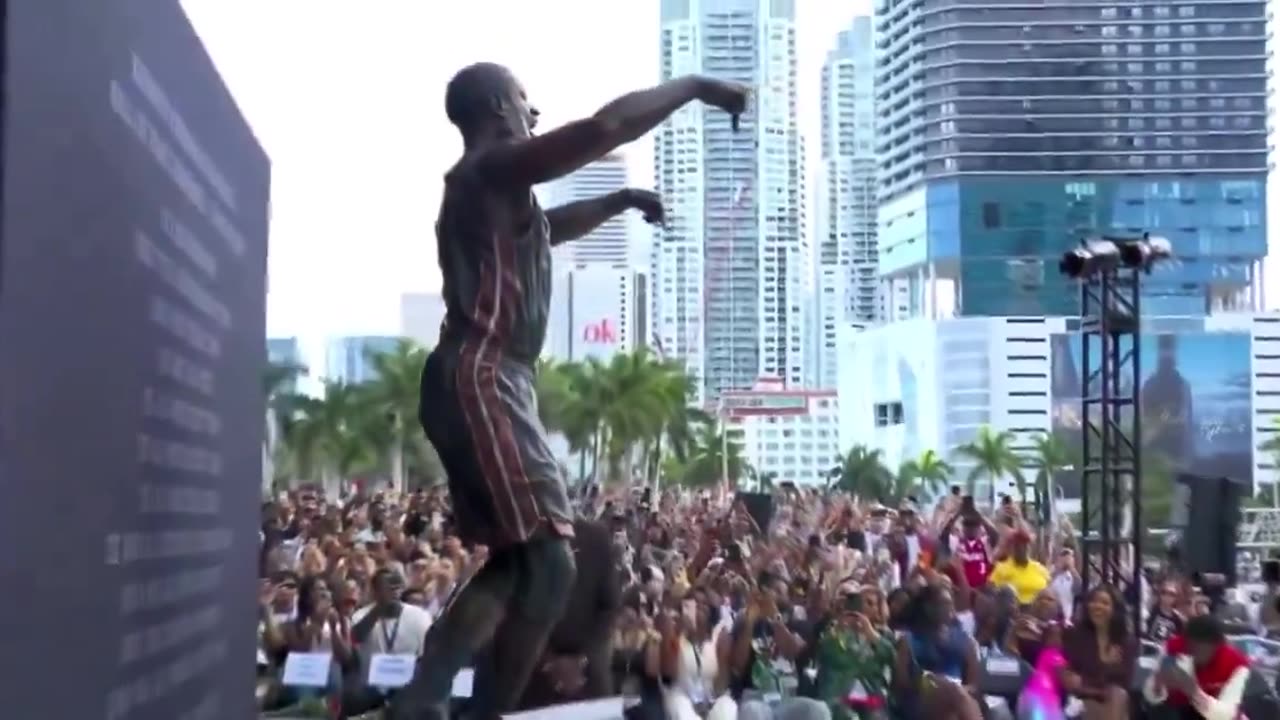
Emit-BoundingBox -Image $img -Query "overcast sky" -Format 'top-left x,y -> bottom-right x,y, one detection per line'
181,0 -> 869,354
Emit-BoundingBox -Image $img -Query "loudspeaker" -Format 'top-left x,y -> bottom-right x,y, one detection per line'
1169,481 -> 1192,528
734,492 -> 774,535
1175,474 -> 1245,586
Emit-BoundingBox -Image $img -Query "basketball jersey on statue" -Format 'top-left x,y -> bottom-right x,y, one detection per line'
435,166 -> 553,365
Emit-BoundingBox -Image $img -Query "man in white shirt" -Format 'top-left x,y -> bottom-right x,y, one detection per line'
345,569 -> 434,715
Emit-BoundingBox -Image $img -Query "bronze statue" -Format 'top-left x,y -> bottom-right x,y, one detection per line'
389,63 -> 748,719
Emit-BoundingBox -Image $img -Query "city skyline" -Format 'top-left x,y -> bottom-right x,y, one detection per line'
187,0 -> 1278,394
182,0 -> 867,369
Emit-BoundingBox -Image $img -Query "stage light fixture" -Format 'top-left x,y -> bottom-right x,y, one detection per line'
1059,234 -> 1173,279
1059,239 -> 1121,279
1118,234 -> 1173,271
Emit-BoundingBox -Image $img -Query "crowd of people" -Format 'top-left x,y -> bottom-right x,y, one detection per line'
252,59 -> 1280,720
255,483 -> 1280,719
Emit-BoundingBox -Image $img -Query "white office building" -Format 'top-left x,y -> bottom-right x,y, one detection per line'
723,379 -> 841,486
838,313 -> 1276,503
545,266 -> 648,363
653,0 -> 807,404
815,16 -> 878,389
399,292 -> 446,348
538,154 -> 633,271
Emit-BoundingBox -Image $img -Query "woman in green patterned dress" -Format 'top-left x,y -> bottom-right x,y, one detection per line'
813,585 -> 896,720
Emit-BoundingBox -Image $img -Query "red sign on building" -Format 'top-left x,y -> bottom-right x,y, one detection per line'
582,318 -> 617,344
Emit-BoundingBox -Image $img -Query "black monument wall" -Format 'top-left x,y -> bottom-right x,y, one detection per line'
0,1 -> 270,718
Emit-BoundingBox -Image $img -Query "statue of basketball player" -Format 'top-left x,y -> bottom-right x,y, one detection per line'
391,64 -> 748,719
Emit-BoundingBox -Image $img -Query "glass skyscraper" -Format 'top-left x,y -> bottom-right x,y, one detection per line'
873,0 -> 1267,318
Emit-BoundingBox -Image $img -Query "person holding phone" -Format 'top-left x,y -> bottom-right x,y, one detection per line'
939,500 -> 998,594
889,503 -> 938,587
1142,615 -> 1252,719
258,576 -> 288,663
286,576 -> 352,660
726,575 -> 829,719
892,584 -> 983,720
660,593 -> 727,719
813,586 -> 896,720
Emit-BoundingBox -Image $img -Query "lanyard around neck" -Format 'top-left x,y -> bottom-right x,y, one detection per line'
380,613 -> 402,651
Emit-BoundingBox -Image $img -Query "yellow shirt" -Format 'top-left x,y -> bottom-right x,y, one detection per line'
988,558 -> 1050,605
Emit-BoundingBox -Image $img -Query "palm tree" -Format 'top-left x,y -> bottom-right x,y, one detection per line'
280,390 -> 335,488
325,381 -> 388,484
362,339 -> 431,492
754,470 -> 778,494
535,350 -> 699,490
953,426 -> 1025,503
263,360 -> 308,488
639,357 -> 702,489
681,417 -> 749,489
535,358 -> 575,434
835,445 -> 895,500
282,380 -> 386,494
891,461 -> 921,506
913,449 -> 954,500
597,350 -> 683,485
266,339 -> 712,495
1027,431 -> 1073,524
536,358 -> 597,482
563,357 -> 612,481
263,359 -> 307,401
656,401 -> 710,488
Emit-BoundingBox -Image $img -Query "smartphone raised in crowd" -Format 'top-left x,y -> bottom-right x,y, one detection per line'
725,542 -> 743,564
1264,560 -> 1280,585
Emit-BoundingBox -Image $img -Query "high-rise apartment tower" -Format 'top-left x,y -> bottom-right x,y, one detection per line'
816,16 -> 878,389
654,0 -> 807,404
538,154 -> 632,270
